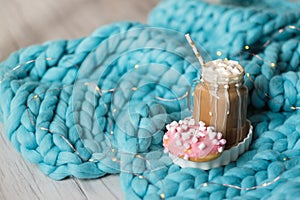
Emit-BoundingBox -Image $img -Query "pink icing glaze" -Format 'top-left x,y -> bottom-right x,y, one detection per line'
163,117 -> 226,160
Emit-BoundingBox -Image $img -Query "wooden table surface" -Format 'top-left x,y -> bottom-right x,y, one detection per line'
0,0 -> 160,199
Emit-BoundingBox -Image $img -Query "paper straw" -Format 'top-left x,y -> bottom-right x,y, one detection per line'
185,34 -> 205,66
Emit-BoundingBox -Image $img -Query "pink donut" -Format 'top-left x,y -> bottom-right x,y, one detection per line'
163,118 -> 226,162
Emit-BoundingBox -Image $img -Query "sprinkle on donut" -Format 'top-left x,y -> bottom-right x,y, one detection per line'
163,117 -> 226,162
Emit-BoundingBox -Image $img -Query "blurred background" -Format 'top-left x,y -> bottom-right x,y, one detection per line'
0,0 -> 160,61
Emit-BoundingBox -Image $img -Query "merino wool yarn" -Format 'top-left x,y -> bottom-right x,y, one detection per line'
0,22 -> 200,181
149,0 -> 300,58
150,0 -> 300,110
0,0 -> 300,199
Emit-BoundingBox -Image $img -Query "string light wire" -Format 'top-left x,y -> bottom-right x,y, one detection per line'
1,24 -> 300,199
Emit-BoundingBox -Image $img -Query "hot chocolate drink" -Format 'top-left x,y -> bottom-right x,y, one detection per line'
193,59 -> 249,149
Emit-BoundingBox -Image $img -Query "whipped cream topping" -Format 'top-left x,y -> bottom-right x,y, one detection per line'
202,59 -> 245,84
163,117 -> 226,160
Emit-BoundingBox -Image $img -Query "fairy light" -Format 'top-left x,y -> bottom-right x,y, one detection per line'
4,24 -> 300,198
216,51 -> 222,57
16,62 -> 300,198
112,157 -> 118,162
263,25 -> 300,47
155,91 -> 189,102
88,158 -> 97,162
9,44 -> 297,196
95,85 -> 102,95
283,157 -> 288,161
246,69 -> 300,110
40,127 -> 86,161
33,94 -> 39,100
290,106 -> 300,110
136,154 -> 143,159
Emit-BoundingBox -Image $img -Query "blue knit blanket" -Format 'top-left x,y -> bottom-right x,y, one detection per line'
0,0 -> 300,199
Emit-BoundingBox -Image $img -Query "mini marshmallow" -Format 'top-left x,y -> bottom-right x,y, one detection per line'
171,121 -> 179,126
206,59 -> 242,77
176,140 -> 182,146
183,155 -> 189,160
169,127 -> 176,134
220,139 -> 227,145
212,139 -> 219,145
192,137 -> 198,143
166,124 -> 170,131
184,143 -> 190,149
182,132 -> 192,140
208,130 -> 217,140
199,121 -> 206,127
189,128 -> 196,134
218,146 -> 224,153
176,127 -> 182,132
198,142 -> 206,150
217,132 -> 223,140
188,118 -> 195,126
181,124 -> 188,131
232,67 -> 241,75
207,126 -> 216,132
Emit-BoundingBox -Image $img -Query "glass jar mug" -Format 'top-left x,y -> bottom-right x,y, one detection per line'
193,60 -> 249,149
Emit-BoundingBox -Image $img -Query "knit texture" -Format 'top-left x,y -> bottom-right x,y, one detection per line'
0,0 -> 300,199
149,0 -> 300,59
0,22 -> 200,181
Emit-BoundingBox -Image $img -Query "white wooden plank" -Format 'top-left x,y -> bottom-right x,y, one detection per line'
0,0 -> 160,61
0,123 -> 85,200
0,123 -> 124,200
74,175 -> 124,200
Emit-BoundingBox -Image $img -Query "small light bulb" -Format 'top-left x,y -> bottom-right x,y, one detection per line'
112,157 -> 118,162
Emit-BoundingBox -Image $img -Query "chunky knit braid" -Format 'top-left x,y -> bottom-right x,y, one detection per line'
149,0 -> 300,58
0,22 -> 199,180
1,0 -> 300,199
114,0 -> 300,199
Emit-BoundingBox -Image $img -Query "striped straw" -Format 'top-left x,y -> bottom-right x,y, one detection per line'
185,33 -> 205,66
